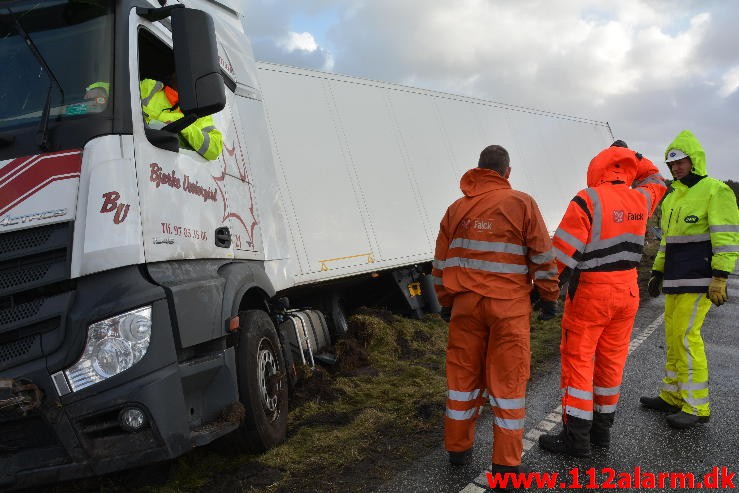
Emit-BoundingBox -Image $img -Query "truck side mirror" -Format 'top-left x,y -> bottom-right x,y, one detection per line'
166,8 -> 226,133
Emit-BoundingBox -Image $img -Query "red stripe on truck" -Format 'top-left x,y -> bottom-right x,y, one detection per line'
0,150 -> 82,216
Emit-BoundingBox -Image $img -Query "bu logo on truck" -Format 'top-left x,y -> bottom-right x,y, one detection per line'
100,191 -> 130,224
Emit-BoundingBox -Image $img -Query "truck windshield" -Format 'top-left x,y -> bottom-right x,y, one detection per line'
0,0 -> 113,134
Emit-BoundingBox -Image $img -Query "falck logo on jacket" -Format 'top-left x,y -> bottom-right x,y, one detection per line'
684,215 -> 699,223
460,217 -> 494,232
612,210 -> 625,223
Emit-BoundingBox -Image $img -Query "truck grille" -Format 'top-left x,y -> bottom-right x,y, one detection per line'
0,299 -> 44,326
0,222 -> 74,371
0,334 -> 38,364
0,222 -> 62,253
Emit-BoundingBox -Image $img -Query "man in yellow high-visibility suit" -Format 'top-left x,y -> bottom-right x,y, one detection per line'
641,130 -> 739,429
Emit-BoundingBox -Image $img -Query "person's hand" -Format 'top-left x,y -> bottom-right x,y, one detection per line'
530,289 -> 541,309
707,276 -> 728,306
539,300 -> 557,321
647,271 -> 663,298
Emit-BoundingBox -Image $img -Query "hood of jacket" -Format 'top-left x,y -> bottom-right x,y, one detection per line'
586,146 -> 639,187
665,130 -> 707,176
460,167 -> 511,197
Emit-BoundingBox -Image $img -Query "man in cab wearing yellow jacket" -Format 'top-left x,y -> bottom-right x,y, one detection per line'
86,74 -> 222,161
139,74 -> 222,161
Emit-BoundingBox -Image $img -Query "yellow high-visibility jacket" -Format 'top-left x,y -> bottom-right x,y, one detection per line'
140,79 -> 223,161
653,130 -> 739,293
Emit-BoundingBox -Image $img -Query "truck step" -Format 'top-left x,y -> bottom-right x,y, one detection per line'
190,421 -> 240,447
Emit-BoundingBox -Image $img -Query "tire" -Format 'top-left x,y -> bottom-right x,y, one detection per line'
329,292 -> 349,337
235,310 -> 288,452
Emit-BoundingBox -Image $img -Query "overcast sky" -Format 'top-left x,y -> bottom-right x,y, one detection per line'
241,0 -> 738,182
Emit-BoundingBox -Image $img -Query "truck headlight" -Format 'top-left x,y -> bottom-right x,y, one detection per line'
59,306 -> 152,393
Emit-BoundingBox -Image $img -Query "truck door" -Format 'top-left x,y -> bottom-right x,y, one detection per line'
130,12 -> 233,262
215,80 -> 263,257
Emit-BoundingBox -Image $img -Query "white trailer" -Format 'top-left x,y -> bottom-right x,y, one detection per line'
256,62 -> 614,290
0,0 -> 612,487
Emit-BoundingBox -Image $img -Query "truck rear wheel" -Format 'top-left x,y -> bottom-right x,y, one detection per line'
236,310 -> 288,452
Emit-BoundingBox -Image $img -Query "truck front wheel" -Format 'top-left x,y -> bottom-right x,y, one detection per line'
236,310 -> 288,451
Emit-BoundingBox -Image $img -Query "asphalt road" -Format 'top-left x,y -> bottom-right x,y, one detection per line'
375,273 -> 739,493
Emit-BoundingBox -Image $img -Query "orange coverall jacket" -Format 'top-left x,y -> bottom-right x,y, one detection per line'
432,167 -> 559,305
553,147 -> 667,288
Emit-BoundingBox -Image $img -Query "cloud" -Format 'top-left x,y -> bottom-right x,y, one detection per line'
242,0 -> 335,70
241,0 -> 739,180
279,32 -> 318,53
719,66 -> 739,97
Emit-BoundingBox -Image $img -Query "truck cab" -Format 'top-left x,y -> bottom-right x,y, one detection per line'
0,0 -> 294,487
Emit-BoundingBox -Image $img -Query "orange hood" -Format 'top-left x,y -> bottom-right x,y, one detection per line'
460,167 -> 511,196
586,146 -> 639,187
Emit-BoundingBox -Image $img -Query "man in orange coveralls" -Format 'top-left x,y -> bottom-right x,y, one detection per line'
538,140 -> 666,457
432,144 -> 559,480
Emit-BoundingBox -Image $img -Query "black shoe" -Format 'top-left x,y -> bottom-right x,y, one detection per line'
490,463 -> 531,474
538,431 -> 592,458
488,463 -> 530,491
667,411 -> 710,429
448,448 -> 472,466
640,395 -> 681,413
590,433 -> 610,448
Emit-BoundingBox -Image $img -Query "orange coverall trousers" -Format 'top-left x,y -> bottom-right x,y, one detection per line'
444,291 -> 531,466
560,276 -> 639,422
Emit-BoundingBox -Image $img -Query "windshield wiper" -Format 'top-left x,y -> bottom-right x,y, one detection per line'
10,8 -> 64,151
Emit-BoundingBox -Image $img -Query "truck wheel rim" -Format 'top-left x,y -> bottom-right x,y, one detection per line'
257,338 -> 279,420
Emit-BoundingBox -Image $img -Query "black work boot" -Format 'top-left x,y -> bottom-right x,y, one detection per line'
538,416 -> 592,458
448,448 -> 472,466
591,411 -> 614,447
666,411 -> 710,429
639,395 -> 681,413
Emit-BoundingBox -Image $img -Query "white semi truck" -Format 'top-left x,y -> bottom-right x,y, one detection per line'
0,0 -> 613,487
